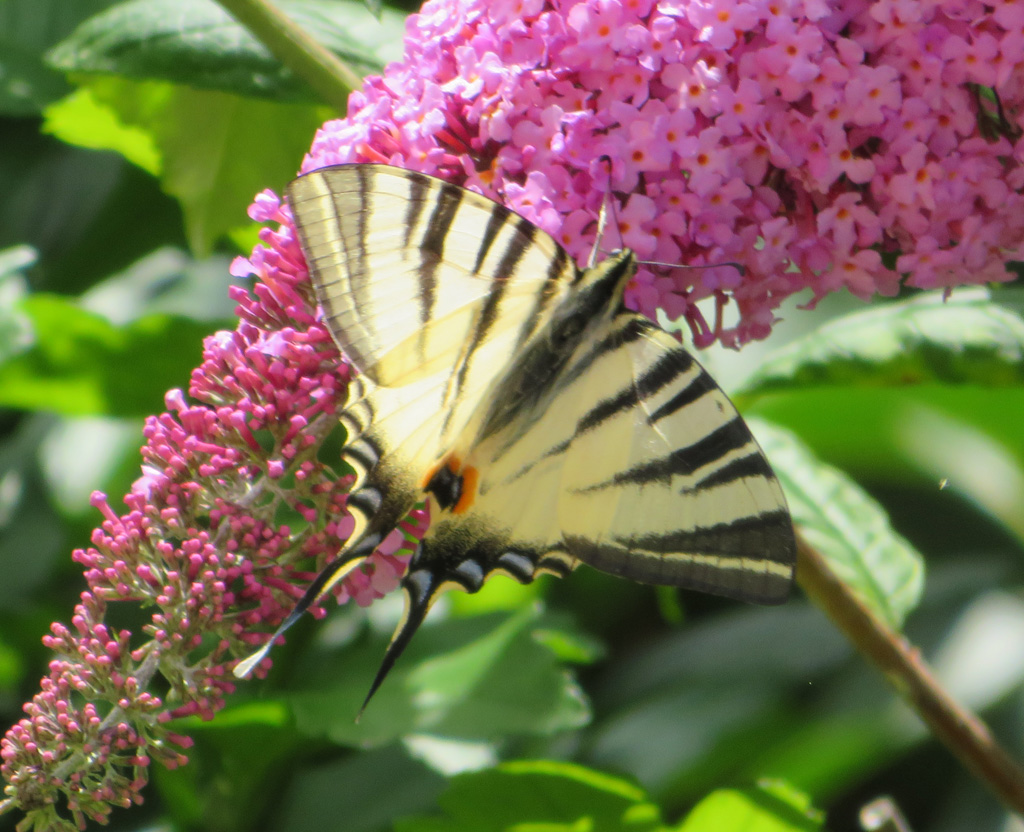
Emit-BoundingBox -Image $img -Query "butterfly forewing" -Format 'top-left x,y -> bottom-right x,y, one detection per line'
435,311 -> 794,604
558,315 -> 793,602
287,165 -> 577,389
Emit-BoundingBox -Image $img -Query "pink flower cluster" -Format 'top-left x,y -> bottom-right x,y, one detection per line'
8,0 -> 1024,825
0,203 -> 422,827
303,0 -> 1024,346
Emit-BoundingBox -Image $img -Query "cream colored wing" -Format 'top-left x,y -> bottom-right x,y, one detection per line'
358,306 -> 795,707
407,312 -> 794,604
287,163 -> 583,547
236,165 -> 583,682
555,314 -> 794,603
239,167 -> 795,708
287,164 -> 576,388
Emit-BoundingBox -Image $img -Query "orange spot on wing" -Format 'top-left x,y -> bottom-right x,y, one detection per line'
453,465 -> 479,514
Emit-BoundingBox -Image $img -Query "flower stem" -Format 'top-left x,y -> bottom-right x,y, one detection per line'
213,0 -> 362,111
796,534 -> 1024,814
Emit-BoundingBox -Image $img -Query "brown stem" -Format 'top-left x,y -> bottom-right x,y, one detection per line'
796,534 -> 1024,814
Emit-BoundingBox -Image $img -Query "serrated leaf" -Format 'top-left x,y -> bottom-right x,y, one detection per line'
0,294 -> 224,417
751,419 -> 924,627
44,76 -> 331,254
394,761 -> 663,832
742,289 -> 1024,395
676,783 -> 822,832
288,606 -> 591,747
47,0 -> 405,102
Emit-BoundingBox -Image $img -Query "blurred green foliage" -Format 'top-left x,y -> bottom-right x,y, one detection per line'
1,1 -> 1024,831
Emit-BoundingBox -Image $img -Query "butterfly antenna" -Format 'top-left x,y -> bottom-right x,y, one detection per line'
588,158 -> 746,277
356,565 -> 438,721
637,257 -> 747,276
588,155 -> 624,269
233,535 -> 382,679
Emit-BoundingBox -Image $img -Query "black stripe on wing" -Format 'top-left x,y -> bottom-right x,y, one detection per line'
447,215 -> 539,418
577,350 -> 688,435
401,169 -> 430,250
580,419 -> 754,490
564,511 -> 794,604
647,372 -> 717,424
695,453 -> 775,490
484,315 -> 661,481
554,314 -> 649,392
471,209 -> 509,274
516,245 -> 574,352
420,179 -> 463,260
482,288 -> 647,446
416,182 -> 463,336
627,511 -> 795,558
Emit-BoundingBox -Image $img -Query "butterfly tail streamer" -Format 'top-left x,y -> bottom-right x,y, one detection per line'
233,534 -> 384,678
357,562 -> 439,719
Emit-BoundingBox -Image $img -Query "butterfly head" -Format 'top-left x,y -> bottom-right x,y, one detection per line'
550,249 -> 638,349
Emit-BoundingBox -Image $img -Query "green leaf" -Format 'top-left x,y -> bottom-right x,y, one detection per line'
0,462 -> 67,608
0,294 -> 223,417
741,289 -> 1024,395
43,75 -> 331,254
41,84 -> 161,174
273,745 -> 447,832
0,122 -> 187,295
47,0 -> 405,102
749,709 -> 902,800
79,248 -> 241,324
0,248 -> 34,363
531,622 -> 605,665
676,783 -> 822,832
394,760 -> 663,832
287,606 -> 591,747
157,700 -> 305,832
0,0 -> 116,114
447,569 -> 544,614
751,419 -> 925,627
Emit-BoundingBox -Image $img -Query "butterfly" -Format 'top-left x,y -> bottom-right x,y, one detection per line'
234,163 -> 796,710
